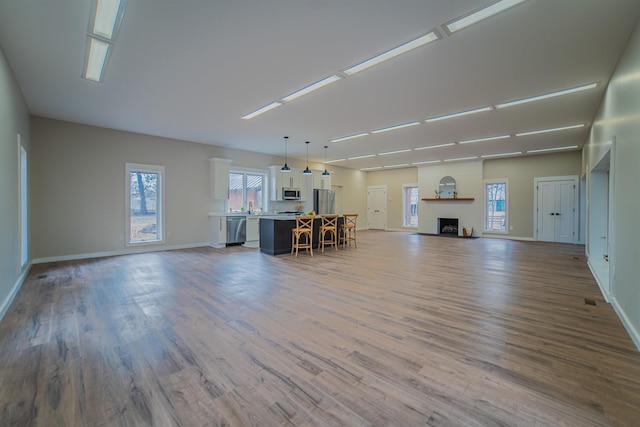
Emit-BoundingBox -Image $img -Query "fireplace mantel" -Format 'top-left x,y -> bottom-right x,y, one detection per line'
422,197 -> 475,201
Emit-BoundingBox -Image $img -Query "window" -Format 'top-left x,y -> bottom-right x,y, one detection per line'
126,163 -> 164,244
485,180 -> 507,232
229,169 -> 266,213
403,184 -> 419,227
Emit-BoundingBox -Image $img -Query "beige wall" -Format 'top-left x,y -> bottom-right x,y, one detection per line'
0,46 -> 30,317
366,168 -> 418,230
582,19 -> 640,348
30,117 -> 366,260
483,151 -> 582,239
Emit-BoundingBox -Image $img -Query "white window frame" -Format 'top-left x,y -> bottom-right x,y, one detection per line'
402,183 -> 419,228
126,163 -> 165,246
229,166 -> 269,213
483,179 -> 508,233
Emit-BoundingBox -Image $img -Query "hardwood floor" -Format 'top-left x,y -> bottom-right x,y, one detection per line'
1,231 -> 639,426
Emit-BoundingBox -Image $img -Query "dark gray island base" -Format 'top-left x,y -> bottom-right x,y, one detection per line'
259,216 -> 343,255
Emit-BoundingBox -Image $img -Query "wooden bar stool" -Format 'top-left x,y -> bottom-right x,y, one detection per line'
340,214 -> 358,248
291,215 -> 315,257
319,214 -> 339,253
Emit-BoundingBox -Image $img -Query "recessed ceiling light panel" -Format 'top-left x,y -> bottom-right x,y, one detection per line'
241,102 -> 283,120
412,160 -> 441,165
515,123 -> 585,137
348,154 -> 376,160
90,0 -> 127,40
379,149 -> 411,156
371,121 -> 421,134
414,143 -> 455,150
344,31 -> 440,76
425,106 -> 493,123
331,132 -> 369,143
495,83 -> 598,109
282,75 -> 342,102
459,134 -> 510,144
444,156 -> 479,162
445,0 -> 529,34
526,145 -> 579,154
83,37 -> 112,82
481,151 -> 522,158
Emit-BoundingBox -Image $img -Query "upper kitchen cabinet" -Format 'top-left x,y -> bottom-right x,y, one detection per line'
210,157 -> 232,199
313,171 -> 331,190
269,165 -> 303,201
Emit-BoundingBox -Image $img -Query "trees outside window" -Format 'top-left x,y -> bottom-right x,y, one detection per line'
403,185 -> 419,227
229,170 -> 266,213
126,163 -> 164,244
485,181 -> 507,232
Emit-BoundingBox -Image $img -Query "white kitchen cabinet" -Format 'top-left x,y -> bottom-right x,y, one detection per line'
210,158 -> 232,199
313,171 -> 331,190
244,216 -> 260,247
269,165 -> 302,201
300,171 -> 312,202
209,215 -> 227,248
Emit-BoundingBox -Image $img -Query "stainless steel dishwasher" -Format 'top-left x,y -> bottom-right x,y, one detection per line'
226,216 -> 246,245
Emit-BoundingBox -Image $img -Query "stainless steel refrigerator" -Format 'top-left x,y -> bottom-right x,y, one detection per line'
313,189 -> 335,215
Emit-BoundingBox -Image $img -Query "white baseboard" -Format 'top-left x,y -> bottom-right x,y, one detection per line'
587,258 -> 611,303
32,242 -> 210,264
610,296 -> 640,352
0,263 -> 31,321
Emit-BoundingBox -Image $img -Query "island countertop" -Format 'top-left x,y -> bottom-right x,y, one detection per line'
259,216 -> 342,255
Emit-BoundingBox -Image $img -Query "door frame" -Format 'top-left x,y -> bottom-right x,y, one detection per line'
367,185 -> 387,230
533,175 -> 579,243
587,139 -> 615,301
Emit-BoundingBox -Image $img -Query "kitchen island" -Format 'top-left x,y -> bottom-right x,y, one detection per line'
259,216 -> 342,255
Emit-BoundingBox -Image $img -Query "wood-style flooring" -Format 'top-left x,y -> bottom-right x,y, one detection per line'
1,231 -> 639,426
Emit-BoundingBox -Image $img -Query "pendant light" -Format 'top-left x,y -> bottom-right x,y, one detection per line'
281,136 -> 291,172
302,141 -> 312,175
322,145 -> 330,176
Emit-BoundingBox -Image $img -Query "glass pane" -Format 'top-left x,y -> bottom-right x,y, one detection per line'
130,171 -> 159,242
486,183 -> 506,231
228,172 -> 244,212
404,187 -> 419,226
246,174 -> 263,213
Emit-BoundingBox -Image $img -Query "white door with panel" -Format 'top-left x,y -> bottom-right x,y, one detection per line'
367,186 -> 387,230
535,177 -> 578,243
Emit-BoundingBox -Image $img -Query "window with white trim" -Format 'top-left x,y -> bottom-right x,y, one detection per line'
229,169 -> 267,213
402,184 -> 419,227
126,163 -> 164,244
484,180 -> 507,232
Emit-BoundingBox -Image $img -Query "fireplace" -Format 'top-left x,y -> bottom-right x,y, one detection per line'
438,218 -> 458,236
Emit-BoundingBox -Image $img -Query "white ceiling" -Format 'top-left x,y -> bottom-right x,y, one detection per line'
1,0 -> 639,170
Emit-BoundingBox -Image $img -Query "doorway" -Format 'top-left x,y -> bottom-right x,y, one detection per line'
588,145 -> 614,300
534,176 -> 578,243
367,186 -> 387,230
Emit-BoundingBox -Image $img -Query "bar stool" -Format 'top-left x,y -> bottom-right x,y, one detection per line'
291,215 -> 315,257
319,214 -> 339,252
340,214 -> 358,248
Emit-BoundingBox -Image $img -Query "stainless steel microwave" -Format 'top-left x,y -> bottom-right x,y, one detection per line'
283,188 -> 301,200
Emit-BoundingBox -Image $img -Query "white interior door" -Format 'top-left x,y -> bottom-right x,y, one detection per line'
535,177 -> 577,243
537,181 -> 557,242
367,186 -> 387,230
